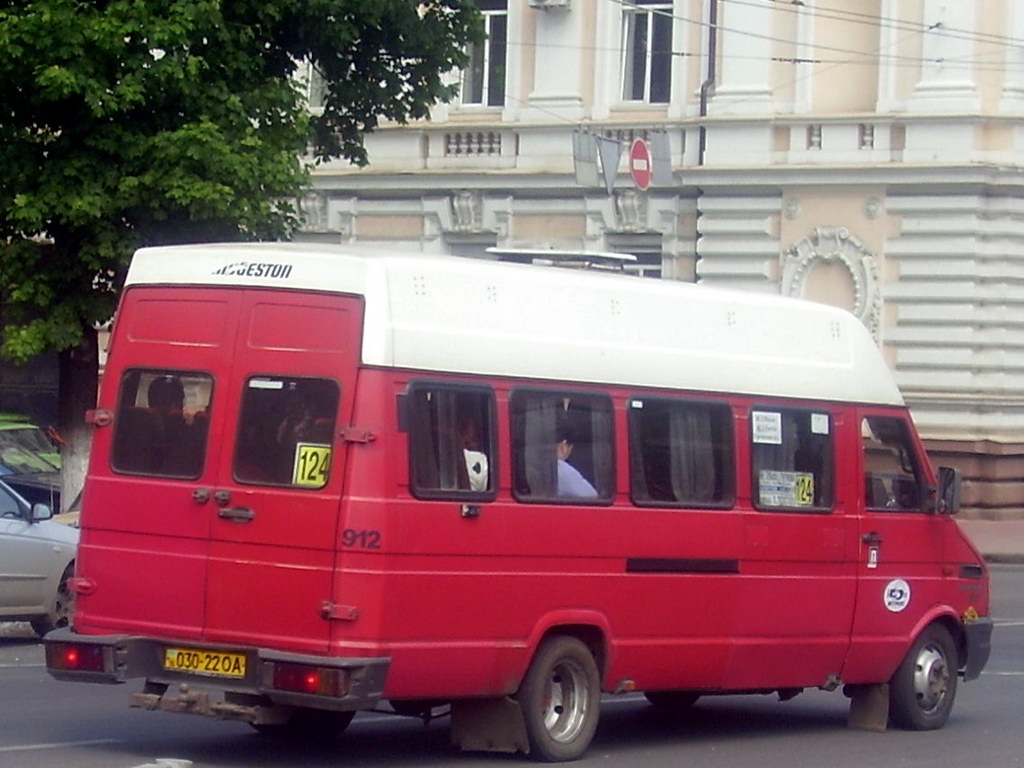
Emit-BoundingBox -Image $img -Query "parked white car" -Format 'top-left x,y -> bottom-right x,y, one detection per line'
0,479 -> 77,637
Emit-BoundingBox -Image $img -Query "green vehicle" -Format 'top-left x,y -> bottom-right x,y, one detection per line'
0,415 -> 61,468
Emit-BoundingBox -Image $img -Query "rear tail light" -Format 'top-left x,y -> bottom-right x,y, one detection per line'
46,642 -> 109,673
268,662 -> 349,697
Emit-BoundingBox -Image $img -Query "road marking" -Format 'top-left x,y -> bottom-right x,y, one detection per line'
985,671 -> 1024,676
994,620 -> 1024,627
0,739 -> 120,753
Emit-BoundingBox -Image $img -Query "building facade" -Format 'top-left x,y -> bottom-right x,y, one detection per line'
296,0 -> 1024,519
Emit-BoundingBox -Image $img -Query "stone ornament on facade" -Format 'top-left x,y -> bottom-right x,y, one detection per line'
782,226 -> 882,341
450,190 -> 485,232
613,188 -> 647,232
298,192 -> 330,232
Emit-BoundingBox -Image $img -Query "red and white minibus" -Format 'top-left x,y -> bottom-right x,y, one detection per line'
46,243 -> 992,761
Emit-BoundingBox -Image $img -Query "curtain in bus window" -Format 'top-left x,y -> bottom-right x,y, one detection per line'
233,377 -> 339,488
669,407 -> 715,502
521,396 -> 559,498
111,369 -> 213,479
588,405 -> 614,497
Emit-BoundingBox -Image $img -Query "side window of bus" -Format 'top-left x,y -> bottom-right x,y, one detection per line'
751,408 -> 834,511
406,384 -> 496,499
111,369 -> 213,479
510,390 -> 614,503
234,377 -> 340,488
862,416 -> 923,512
629,398 -> 734,507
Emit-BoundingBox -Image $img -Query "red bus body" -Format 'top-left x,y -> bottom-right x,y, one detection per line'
46,244 -> 992,761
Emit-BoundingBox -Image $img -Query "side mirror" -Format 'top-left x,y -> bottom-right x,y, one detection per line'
31,503 -> 54,522
936,467 -> 961,515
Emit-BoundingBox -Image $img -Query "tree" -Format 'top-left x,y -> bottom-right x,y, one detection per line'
0,0 -> 481,503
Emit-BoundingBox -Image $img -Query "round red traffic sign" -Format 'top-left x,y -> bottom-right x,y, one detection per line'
629,138 -> 652,191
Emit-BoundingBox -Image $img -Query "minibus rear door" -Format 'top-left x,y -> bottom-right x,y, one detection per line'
202,290 -> 362,654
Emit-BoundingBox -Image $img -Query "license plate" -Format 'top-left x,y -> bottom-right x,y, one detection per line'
163,647 -> 247,679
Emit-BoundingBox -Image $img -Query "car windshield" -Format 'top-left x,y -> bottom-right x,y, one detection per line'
0,425 -> 53,454
0,444 -> 59,475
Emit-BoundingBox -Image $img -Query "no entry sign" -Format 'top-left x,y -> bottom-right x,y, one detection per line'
629,138 -> 652,191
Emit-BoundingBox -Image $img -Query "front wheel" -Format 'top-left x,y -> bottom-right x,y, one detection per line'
515,636 -> 601,762
889,623 -> 958,730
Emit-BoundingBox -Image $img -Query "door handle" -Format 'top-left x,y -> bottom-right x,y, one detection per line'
218,506 -> 255,522
862,531 -> 884,546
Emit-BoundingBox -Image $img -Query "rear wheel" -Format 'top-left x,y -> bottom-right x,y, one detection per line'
252,708 -> 355,739
515,636 -> 601,762
31,563 -> 74,638
889,623 -> 958,730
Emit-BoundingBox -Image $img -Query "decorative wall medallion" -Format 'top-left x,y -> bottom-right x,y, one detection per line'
782,226 -> 882,341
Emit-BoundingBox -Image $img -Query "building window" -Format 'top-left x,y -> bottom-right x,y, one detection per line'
463,1 -> 507,107
406,383 -> 496,500
751,408 -> 834,511
621,0 -> 673,104
629,398 -> 734,507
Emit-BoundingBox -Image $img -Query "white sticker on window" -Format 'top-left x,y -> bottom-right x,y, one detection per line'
759,470 -> 814,507
811,413 -> 830,435
249,379 -> 284,390
752,411 -> 783,444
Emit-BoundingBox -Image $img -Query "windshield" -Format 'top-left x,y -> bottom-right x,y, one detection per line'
0,444 -> 59,475
0,425 -> 54,454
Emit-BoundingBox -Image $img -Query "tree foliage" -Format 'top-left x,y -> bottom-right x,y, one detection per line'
0,0 -> 480,361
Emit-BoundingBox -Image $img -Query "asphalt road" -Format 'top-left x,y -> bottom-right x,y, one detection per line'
2,565 -> 1022,768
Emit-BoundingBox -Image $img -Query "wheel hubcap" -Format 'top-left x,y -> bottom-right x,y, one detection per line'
913,643 -> 950,713
541,659 -> 589,743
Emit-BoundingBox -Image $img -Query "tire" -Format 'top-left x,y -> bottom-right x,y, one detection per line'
31,563 -> 74,638
252,708 -> 355,739
888,623 -> 958,730
644,691 -> 700,711
515,636 -> 601,762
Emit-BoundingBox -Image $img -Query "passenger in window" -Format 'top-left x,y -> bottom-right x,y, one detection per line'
556,421 -> 598,499
459,417 -> 489,492
146,375 -> 190,474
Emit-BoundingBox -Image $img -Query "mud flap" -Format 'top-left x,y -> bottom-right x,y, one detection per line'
846,683 -> 889,732
451,696 -> 530,754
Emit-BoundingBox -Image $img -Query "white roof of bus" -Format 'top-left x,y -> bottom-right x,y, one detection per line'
125,243 -> 904,406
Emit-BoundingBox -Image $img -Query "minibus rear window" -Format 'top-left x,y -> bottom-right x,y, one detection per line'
111,369 -> 213,479
233,376 -> 340,488
751,408 -> 834,511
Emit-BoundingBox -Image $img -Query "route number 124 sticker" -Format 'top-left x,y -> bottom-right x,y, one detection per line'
293,443 -> 332,487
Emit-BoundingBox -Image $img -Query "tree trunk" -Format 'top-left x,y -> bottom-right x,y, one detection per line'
58,329 -> 99,513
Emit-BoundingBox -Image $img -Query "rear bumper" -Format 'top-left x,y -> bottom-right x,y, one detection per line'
43,627 -> 389,716
962,616 -> 994,682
